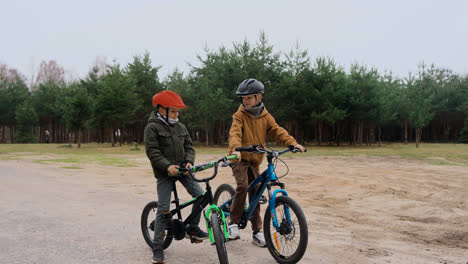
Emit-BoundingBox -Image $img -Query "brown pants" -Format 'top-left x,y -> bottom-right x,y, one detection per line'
230,161 -> 262,232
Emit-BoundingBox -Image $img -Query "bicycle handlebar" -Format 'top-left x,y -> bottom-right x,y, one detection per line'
169,154 -> 238,182
234,146 -> 258,152
235,145 -> 307,156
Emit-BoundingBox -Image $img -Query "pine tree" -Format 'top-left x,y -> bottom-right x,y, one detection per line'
14,100 -> 38,143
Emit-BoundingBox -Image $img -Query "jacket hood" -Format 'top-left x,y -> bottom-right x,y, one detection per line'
148,111 -> 163,124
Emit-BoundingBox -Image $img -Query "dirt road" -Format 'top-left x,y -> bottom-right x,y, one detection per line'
0,154 -> 467,264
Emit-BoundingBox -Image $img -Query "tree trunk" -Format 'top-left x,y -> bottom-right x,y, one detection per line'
317,120 -> 323,146
335,123 -> 340,146
10,126 -> 15,144
415,127 -> 421,148
404,119 -> 408,144
78,129 -> 82,148
1,125 -> 4,143
48,120 -> 52,144
444,122 -> 450,143
119,128 -> 123,147
366,125 -> 370,146
378,127 -> 382,147
111,126 -> 115,147
370,124 -> 375,145
432,124 -> 438,142
358,120 -> 364,147
205,121 -> 209,146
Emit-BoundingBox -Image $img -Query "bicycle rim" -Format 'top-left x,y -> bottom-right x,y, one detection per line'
264,197 -> 308,263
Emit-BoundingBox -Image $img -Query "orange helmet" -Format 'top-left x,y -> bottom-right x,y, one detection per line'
152,90 -> 186,109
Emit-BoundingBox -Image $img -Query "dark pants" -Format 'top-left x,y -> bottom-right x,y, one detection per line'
229,161 -> 262,232
153,175 -> 204,246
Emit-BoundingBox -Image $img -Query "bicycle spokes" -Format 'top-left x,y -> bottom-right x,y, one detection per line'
219,195 -> 233,213
270,204 -> 301,256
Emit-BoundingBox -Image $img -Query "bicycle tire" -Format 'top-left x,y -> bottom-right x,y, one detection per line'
213,184 -> 235,214
264,196 -> 308,264
211,211 -> 229,264
141,201 -> 173,249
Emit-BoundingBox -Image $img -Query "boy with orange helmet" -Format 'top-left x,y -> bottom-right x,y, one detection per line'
144,90 -> 208,263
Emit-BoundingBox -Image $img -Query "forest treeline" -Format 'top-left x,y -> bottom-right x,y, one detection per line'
1,33 -> 468,147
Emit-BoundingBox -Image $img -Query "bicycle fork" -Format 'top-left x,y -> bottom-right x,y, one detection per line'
204,205 -> 229,244
269,190 -> 290,226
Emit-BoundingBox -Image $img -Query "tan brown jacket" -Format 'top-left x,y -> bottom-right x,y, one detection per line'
228,105 -> 297,168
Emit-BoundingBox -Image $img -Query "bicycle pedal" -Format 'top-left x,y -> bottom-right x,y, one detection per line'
259,195 -> 267,204
190,238 -> 204,244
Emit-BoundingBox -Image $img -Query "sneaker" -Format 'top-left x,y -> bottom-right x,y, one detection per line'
252,231 -> 266,247
228,223 -> 240,240
186,227 -> 209,241
152,245 -> 164,263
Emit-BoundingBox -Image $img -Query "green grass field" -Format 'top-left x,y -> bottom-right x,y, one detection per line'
0,142 -> 467,166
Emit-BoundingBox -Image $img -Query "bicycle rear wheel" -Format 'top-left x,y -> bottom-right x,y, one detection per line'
264,196 -> 308,264
141,201 -> 173,249
210,211 -> 229,264
213,184 -> 235,215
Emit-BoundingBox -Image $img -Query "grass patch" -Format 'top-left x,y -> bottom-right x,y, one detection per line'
0,143 -> 142,167
1,142 -> 467,166
61,166 -> 82,169
0,143 -> 145,155
283,143 -> 468,166
32,154 -> 138,167
0,156 -> 19,160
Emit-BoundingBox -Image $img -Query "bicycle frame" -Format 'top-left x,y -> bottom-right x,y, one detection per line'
220,161 -> 291,230
165,174 -> 229,244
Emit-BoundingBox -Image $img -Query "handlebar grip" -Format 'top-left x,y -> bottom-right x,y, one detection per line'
235,146 -> 256,152
168,166 -> 196,176
168,168 -> 182,176
292,148 -> 307,153
289,145 -> 307,153
226,154 -> 238,160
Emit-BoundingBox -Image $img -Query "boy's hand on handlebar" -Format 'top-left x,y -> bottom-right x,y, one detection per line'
294,144 -> 306,153
232,151 -> 241,162
184,163 -> 193,175
168,165 -> 180,176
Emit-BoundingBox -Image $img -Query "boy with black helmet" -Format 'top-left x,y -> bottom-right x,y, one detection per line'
144,90 -> 208,263
227,79 -> 305,247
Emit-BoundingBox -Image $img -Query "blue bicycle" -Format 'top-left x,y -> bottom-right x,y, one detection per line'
213,145 -> 308,264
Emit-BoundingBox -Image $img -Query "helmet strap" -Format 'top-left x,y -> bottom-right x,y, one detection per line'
165,107 -> 169,124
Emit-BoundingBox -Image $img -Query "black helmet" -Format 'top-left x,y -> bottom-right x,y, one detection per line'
236,79 -> 264,96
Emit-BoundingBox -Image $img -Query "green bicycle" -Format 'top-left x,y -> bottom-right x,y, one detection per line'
141,155 -> 237,264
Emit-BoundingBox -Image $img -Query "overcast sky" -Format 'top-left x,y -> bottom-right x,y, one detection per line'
1,0 -> 467,82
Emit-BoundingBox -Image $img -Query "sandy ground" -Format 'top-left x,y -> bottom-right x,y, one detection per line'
0,153 -> 467,264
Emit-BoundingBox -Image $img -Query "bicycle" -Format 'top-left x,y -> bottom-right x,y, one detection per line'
214,145 -> 308,264
141,154 -> 237,264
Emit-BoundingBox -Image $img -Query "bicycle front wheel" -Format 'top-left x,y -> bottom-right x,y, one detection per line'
211,211 -> 229,264
141,201 -> 173,249
264,196 -> 308,264
213,184 -> 235,215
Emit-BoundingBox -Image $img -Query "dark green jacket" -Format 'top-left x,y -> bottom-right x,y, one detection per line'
144,111 -> 195,178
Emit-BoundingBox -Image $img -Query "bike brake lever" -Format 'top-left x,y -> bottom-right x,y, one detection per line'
221,160 -> 230,167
